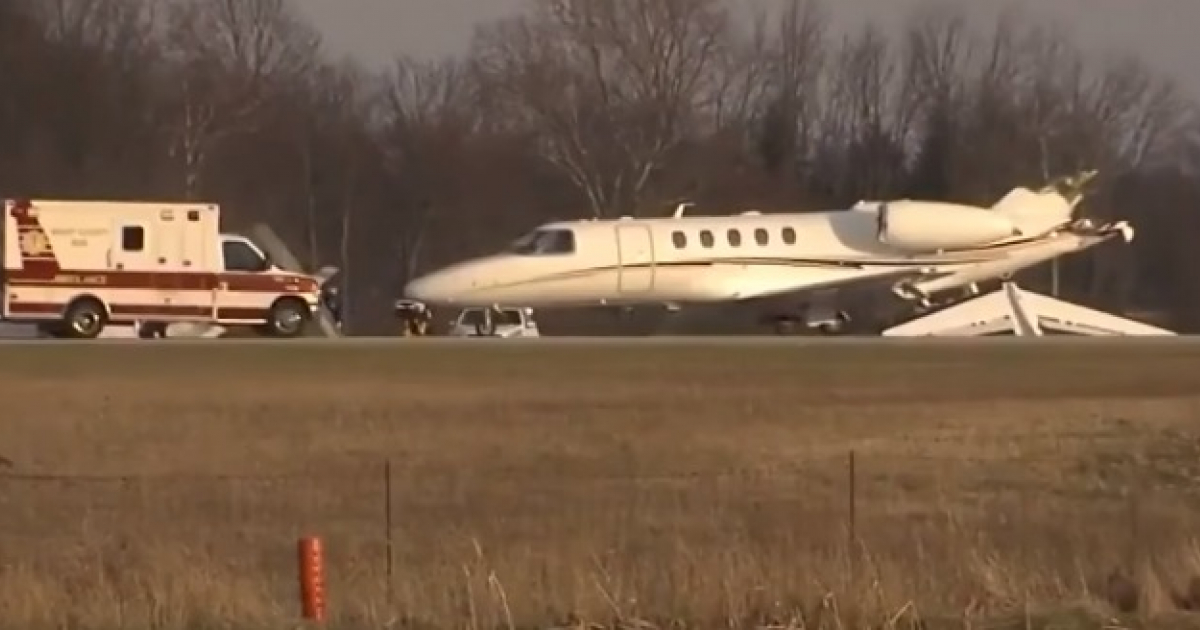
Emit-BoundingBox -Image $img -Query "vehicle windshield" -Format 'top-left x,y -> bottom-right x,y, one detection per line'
222,239 -> 269,272
506,228 -> 575,255
459,309 -> 524,326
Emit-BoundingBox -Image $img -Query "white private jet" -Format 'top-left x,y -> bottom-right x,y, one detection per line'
403,171 -> 1175,336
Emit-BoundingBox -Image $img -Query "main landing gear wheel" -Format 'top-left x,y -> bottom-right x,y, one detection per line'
772,318 -> 798,335
768,311 -> 850,335
816,321 -> 845,335
262,299 -> 311,338
62,298 -> 107,339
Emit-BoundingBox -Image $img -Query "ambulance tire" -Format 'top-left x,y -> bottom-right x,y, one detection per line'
62,297 -> 108,339
263,298 -> 310,338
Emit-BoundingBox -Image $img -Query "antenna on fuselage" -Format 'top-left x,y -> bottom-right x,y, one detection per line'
673,201 -> 694,218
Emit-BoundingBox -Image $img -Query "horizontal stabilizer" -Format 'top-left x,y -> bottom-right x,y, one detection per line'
883,282 -> 1175,337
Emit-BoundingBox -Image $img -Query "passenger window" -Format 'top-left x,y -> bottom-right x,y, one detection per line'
222,240 -> 268,272
754,228 -> 769,246
699,230 -> 714,248
121,226 -> 144,252
508,229 -> 576,255
672,231 -> 686,248
727,229 -> 741,247
782,227 -> 796,245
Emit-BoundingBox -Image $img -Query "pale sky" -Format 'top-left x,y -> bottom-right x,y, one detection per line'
295,0 -> 1200,99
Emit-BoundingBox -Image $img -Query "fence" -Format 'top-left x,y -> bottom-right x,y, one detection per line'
1,450 -> 1196,623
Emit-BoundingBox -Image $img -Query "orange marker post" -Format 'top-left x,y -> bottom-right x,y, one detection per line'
298,536 -> 327,622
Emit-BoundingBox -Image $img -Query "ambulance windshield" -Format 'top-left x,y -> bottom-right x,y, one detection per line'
223,240 -> 269,272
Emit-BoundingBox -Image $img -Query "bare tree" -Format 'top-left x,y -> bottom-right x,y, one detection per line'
286,62 -> 369,268
373,56 -> 476,284
160,0 -> 321,197
704,6 -> 769,135
35,0 -> 159,51
898,4 -> 973,197
471,0 -> 731,217
814,23 -> 912,200
751,0 -> 828,180
11,0 -> 163,193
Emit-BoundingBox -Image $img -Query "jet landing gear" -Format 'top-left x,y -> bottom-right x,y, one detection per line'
905,280 -> 1002,316
768,304 -> 852,335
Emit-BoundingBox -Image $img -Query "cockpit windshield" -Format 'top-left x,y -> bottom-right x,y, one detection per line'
506,228 -> 575,255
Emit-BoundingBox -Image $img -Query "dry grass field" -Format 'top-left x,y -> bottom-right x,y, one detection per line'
2,340 -> 1200,630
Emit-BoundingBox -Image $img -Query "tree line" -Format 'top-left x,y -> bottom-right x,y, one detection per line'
2,0 -> 1199,333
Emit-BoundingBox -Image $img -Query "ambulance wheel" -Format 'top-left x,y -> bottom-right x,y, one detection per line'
264,298 -> 310,338
62,298 -> 107,339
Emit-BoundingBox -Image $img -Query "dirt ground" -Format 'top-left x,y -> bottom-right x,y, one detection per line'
0,340 -> 1199,629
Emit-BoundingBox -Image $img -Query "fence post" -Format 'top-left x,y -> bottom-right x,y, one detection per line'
847,449 -> 857,546
298,536 -> 327,622
1127,483 -> 1140,570
384,459 -> 394,586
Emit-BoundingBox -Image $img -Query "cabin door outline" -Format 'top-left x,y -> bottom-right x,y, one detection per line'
615,224 -> 655,293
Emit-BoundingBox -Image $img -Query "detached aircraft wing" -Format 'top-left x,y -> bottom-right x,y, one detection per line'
248,222 -> 342,337
882,281 -> 1175,336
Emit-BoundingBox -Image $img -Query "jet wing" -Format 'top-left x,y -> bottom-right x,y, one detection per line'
651,263 -> 922,334
716,263 -> 921,305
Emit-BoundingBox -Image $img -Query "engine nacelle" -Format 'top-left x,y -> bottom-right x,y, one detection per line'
876,201 -> 1020,252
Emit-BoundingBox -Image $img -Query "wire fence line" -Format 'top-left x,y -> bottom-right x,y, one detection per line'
1,450 -> 1193,628
0,448 -> 1176,483
1,449 -> 1195,579
0,449 -> 1190,517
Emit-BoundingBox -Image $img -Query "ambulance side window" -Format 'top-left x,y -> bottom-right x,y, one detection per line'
222,240 -> 267,272
122,226 -> 144,252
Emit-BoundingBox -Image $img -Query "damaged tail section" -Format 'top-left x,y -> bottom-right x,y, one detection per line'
990,169 -> 1099,237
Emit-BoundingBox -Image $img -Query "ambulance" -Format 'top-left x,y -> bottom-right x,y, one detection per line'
2,199 -> 331,339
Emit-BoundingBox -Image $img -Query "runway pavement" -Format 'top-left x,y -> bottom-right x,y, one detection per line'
0,334 -> 1197,347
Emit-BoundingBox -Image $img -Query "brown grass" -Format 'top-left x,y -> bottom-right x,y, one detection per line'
1,340 -> 1200,630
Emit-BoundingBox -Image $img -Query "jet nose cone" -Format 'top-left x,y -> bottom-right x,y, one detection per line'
404,258 -> 500,305
403,274 -> 445,304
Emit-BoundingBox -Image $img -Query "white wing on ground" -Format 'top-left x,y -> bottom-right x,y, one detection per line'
882,282 -> 1176,337
246,223 -> 341,337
